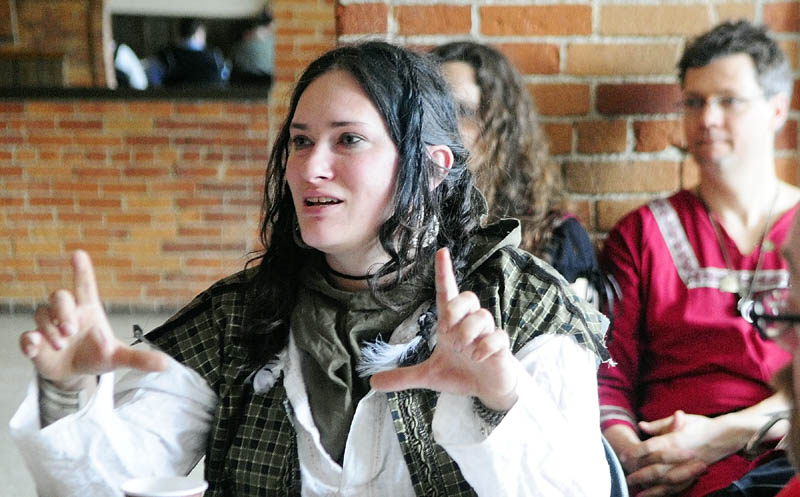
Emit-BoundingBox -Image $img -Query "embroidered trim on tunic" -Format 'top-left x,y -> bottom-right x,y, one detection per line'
599,405 -> 637,427
648,198 -> 788,292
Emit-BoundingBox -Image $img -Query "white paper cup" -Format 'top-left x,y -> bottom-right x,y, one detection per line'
121,477 -> 208,497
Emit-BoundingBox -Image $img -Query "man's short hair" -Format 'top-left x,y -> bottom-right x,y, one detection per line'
678,20 -> 793,99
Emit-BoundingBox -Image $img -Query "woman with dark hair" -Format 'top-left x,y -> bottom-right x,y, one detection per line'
431,42 -> 601,299
11,41 -> 609,496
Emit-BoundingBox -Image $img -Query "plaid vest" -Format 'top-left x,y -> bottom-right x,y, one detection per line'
148,224 -> 607,496
149,275 -> 479,497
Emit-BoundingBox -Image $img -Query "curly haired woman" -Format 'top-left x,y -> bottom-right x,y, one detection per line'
432,41 -> 600,297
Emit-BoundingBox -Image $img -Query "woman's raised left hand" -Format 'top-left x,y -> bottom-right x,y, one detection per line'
370,248 -> 521,411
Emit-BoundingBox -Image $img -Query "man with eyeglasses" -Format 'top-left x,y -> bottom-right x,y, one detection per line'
599,20 -> 800,497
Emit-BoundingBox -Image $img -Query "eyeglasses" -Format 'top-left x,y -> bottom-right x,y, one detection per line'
678,94 -> 764,115
743,288 -> 800,350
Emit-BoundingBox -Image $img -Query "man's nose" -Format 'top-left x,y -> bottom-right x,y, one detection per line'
698,98 -> 725,127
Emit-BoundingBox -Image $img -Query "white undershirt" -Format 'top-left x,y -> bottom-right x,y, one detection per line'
10,333 -> 609,497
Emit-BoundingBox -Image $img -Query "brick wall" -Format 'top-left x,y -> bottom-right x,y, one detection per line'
0,0 -> 335,310
337,0 -> 800,234
9,0 -> 104,86
1,100 -> 269,310
2,0 -> 798,309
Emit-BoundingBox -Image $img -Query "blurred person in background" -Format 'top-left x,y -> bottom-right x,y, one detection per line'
146,18 -> 228,88
229,7 -> 274,88
431,41 -> 604,306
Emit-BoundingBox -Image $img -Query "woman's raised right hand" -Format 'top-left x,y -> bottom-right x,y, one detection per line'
19,250 -> 169,389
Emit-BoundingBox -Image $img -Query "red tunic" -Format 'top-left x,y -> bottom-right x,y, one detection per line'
598,190 -> 796,496
777,477 -> 800,497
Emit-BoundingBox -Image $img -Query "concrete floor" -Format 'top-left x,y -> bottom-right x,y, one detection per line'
0,312 -> 175,496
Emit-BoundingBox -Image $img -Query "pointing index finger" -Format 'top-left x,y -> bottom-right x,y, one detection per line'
435,247 -> 459,309
72,250 -> 101,306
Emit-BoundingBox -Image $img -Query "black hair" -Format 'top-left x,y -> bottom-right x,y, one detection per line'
178,18 -> 205,40
678,20 -> 792,98
245,41 -> 483,356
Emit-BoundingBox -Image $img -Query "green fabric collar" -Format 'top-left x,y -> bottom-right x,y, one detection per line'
289,220 -> 521,464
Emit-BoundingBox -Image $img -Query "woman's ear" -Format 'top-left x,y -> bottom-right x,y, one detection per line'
428,144 -> 454,189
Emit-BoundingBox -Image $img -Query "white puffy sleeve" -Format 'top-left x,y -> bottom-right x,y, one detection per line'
9,355 -> 217,497
433,333 -> 610,497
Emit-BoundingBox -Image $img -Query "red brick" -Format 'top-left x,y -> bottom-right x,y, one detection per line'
395,5 -> 472,36
175,198 -> 223,208
27,102 -> 75,114
576,121 -> 628,154
776,120 -> 798,150
102,183 -> 147,193
127,102 -> 174,116
8,119 -> 55,129
175,137 -> 216,146
29,197 -> 75,207
496,44 -> 559,75
83,227 -> 129,239
59,119 -> 102,129
218,138 -> 269,148
65,242 -> 109,253
106,214 -> 151,224
15,273 -> 63,283
27,135 -> 74,145
599,5 -> 711,36
568,44 -> 681,76
224,103 -> 270,116
125,167 -> 169,178
764,2 -> 800,32
125,136 -> 170,146
793,82 -> 799,111
780,41 -> 798,70
681,157 -> 701,189
204,212 -> 248,222
77,102 -> 126,113
90,257 -> 133,269
596,84 -> 682,115
566,161 -> 680,193
74,167 -> 121,178
634,120 -> 686,152
481,5 -> 592,36
186,258 -> 225,268
776,157 -> 799,185
85,151 -> 107,161
58,212 -> 102,222
77,136 -> 124,146
226,167 -> 265,178
10,212 -> 54,222
0,198 -> 24,207
162,242 -> 246,253
175,167 -> 218,178
0,167 -> 23,177
0,103 -> 24,113
543,123 -> 572,154
175,103 -> 226,115
117,274 -> 161,284
336,3 -> 388,35
716,3 -> 756,23
178,227 -> 223,237
530,84 -> 590,116
78,199 -> 122,209
597,198 -> 651,231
